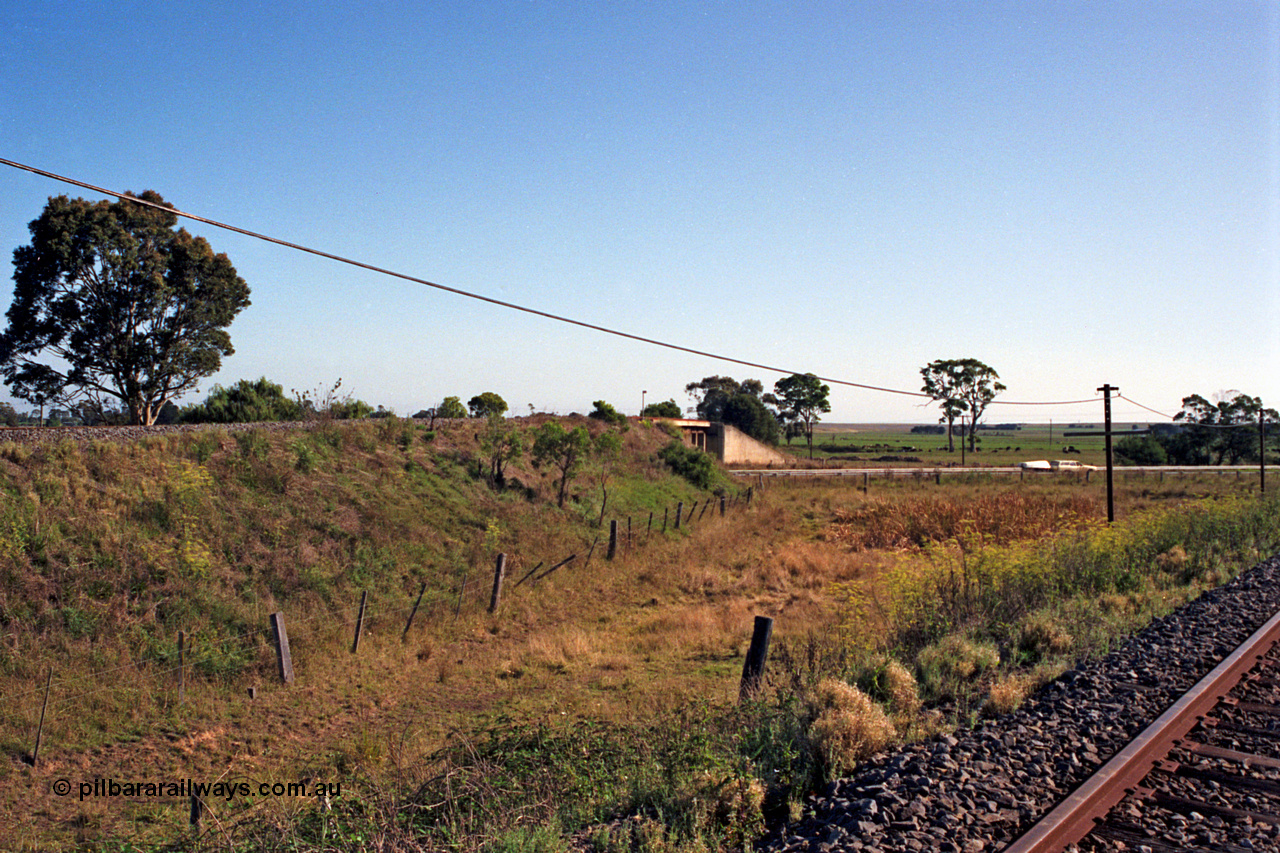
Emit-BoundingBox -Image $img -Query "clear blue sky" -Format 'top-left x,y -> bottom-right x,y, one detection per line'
2,1 -> 1277,424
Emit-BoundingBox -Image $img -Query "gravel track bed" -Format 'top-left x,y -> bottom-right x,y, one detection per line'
0,418 -> 458,446
0,421 -> 314,444
765,555 -> 1280,853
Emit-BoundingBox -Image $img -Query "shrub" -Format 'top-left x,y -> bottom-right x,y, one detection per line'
882,659 -> 922,717
181,377 -> 302,423
983,674 -> 1031,717
658,440 -> 716,490
916,634 -> 1000,702
589,400 -> 628,427
1017,612 -> 1074,662
807,679 -> 895,776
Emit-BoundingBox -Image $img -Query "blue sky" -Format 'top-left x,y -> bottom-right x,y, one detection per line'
2,1 -> 1276,424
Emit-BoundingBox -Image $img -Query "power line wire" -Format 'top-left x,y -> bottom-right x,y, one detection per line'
0,158 -> 1110,409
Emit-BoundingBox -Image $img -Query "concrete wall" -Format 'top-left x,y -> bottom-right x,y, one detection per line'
706,423 -> 789,467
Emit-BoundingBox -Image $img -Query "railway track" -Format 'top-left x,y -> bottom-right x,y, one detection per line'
766,555 -> 1280,853
1012,608 -> 1280,852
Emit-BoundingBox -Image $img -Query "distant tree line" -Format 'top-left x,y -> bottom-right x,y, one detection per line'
1116,392 -> 1278,466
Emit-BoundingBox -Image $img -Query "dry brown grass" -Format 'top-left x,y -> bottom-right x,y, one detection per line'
808,678 -> 896,775
983,673 -> 1032,717
827,490 -> 1099,551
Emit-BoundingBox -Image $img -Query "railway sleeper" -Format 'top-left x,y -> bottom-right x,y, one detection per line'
1182,739 -> 1280,770
1159,759 -> 1280,800
1148,783 -> 1280,826
1088,820 -> 1250,853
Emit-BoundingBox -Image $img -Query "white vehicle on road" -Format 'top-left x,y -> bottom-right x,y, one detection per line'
1019,460 -> 1098,472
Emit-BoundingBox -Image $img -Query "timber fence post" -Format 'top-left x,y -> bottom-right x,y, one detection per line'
32,668 -> 52,767
178,630 -> 185,706
674,502 -> 682,530
404,582 -> 426,638
351,590 -> 368,654
739,616 -> 774,701
270,612 -> 294,684
455,575 -> 468,618
607,521 -> 618,560
489,553 -> 507,613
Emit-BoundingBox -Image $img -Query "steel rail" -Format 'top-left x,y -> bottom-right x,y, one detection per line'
1002,606 -> 1280,853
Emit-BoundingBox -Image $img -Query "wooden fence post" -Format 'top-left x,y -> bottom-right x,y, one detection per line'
270,612 -> 294,684
720,496 -> 726,516
455,575 -> 468,618
607,521 -> 618,560
177,630 -> 186,706
648,511 -> 653,536
739,616 -> 774,701
403,582 -> 426,638
489,553 -> 507,613
31,668 -> 52,767
351,591 -> 368,654
674,502 -> 683,530
688,501 -> 699,524
698,500 -> 710,521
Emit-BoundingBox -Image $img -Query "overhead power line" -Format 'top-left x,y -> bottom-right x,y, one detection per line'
0,157 -> 1110,408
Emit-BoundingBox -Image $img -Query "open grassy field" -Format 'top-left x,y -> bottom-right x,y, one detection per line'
778,422 -> 1161,467
1,420 -> 1276,852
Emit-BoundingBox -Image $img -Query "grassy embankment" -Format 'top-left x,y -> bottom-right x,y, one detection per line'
1,418 -> 1277,852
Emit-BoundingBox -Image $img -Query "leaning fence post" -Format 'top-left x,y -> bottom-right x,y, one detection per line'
31,668 -> 52,767
739,616 -> 774,701
270,612 -> 294,684
455,574 -> 468,618
674,502 -> 683,530
607,521 -> 618,560
351,590 -> 368,654
404,582 -> 426,638
489,553 -> 507,613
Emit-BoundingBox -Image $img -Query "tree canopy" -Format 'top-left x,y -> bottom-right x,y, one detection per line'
920,359 -> 1005,452
436,396 -> 468,420
772,373 -> 831,458
468,392 -> 508,419
684,375 -> 781,445
641,399 -> 682,418
0,192 -> 250,425
1169,392 -> 1278,465
531,421 -> 593,508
